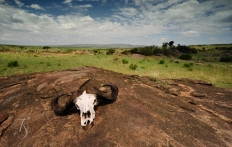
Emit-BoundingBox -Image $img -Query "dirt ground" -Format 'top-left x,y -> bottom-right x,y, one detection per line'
0,66 -> 232,147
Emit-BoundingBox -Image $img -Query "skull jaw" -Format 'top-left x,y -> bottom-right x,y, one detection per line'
74,91 -> 98,126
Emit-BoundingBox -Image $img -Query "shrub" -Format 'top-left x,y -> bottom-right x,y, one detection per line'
139,47 -> 154,56
153,48 -> 162,55
121,50 -> 131,55
93,49 -> 100,54
138,60 -> 143,64
175,61 -> 180,64
159,60 -> 165,64
183,63 -> 194,68
106,49 -> 115,55
163,48 -> 171,56
122,59 -> 129,64
130,48 -> 139,54
179,54 -> 192,60
43,46 -> 51,49
220,56 -> 232,62
65,49 -> 73,53
129,64 -> 138,70
28,50 -> 35,52
176,45 -> 198,54
46,62 -> 52,66
8,61 -> 19,67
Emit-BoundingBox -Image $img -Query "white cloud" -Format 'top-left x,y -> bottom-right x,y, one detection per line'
14,0 -> 24,7
71,4 -> 92,9
0,0 -> 5,3
63,0 -> 72,4
209,37 -> 216,41
30,4 -> 45,10
0,0 -> 232,45
181,31 -> 200,37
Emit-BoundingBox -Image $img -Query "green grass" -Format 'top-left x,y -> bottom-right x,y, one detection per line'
190,44 -> 232,50
0,46 -> 232,88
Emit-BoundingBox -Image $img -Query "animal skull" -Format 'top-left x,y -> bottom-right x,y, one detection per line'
73,91 -> 98,126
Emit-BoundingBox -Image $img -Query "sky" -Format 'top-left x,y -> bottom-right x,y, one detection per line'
0,0 -> 232,46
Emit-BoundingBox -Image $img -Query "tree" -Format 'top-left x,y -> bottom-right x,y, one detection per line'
106,49 -> 115,55
162,42 -> 168,48
42,46 -> 51,51
168,41 -> 174,49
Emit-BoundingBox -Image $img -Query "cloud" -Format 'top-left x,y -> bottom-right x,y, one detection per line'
14,0 -> 24,7
63,0 -> 72,4
181,31 -> 200,37
209,37 -> 216,41
29,4 -> 45,10
0,0 -> 232,45
0,0 -> 5,3
71,4 -> 92,9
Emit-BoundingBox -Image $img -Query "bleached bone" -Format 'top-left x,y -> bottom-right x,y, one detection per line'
51,83 -> 118,126
73,91 -> 98,126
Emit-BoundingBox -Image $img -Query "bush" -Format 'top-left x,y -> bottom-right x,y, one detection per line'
130,48 -> 139,54
220,56 -> 232,62
106,49 -> 115,55
139,47 -> 154,56
153,48 -> 162,55
179,54 -> 192,60
122,59 -> 129,64
159,60 -> 165,64
176,45 -> 198,54
183,63 -> 194,68
93,49 -> 100,54
43,46 -> 51,49
163,48 -> 171,56
8,61 -> 19,67
129,64 -> 138,70
27,50 -> 35,52
121,50 -> 131,55
46,62 -> 52,66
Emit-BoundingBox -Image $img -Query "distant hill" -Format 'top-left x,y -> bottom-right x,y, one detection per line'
54,44 -> 145,48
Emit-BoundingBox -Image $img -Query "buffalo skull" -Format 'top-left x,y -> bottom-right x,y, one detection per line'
51,84 -> 118,126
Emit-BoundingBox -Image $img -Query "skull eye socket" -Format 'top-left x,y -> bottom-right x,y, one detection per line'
93,99 -> 97,104
75,104 -> 79,109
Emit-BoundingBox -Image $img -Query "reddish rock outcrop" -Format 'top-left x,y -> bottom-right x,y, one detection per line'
0,66 -> 232,146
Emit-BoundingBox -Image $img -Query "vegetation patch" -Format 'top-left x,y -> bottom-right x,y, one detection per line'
220,56 -> 232,62
179,54 -> 192,60
159,60 -> 165,64
106,49 -> 115,55
129,64 -> 138,70
122,59 -> 129,64
8,61 -> 19,67
0,43 -> 232,88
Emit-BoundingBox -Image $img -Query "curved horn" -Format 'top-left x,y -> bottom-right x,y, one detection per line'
95,84 -> 118,101
51,94 -> 75,115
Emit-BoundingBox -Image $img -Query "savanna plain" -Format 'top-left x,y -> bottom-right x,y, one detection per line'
0,44 -> 232,88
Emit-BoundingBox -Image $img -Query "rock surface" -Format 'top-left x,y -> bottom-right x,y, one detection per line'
0,66 -> 232,147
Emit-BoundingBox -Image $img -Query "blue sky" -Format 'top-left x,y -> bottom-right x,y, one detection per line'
0,0 -> 232,46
